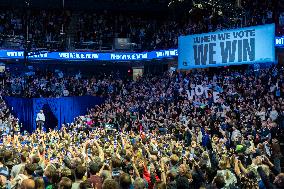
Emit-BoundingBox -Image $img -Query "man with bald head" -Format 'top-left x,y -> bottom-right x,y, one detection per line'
21,179 -> 35,189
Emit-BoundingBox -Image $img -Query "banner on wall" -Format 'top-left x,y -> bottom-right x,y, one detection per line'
0,49 -> 178,61
178,24 -> 275,69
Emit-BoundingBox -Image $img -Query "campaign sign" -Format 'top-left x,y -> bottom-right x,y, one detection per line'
178,24 -> 275,69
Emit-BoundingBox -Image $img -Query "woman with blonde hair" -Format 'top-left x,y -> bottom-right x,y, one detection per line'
35,177 -> 45,189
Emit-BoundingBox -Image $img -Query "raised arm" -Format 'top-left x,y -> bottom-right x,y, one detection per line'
234,159 -> 241,177
159,158 -> 167,184
93,140 -> 105,163
131,157 -> 140,178
238,161 -> 248,175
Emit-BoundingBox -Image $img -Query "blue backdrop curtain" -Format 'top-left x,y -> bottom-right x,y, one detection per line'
4,96 -> 104,132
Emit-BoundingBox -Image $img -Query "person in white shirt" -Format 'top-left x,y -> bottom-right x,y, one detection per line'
196,127 -> 203,144
256,107 -> 266,121
36,110 -> 45,130
217,160 -> 237,188
269,106 -> 278,121
231,127 -> 241,142
10,154 -> 27,179
63,89 -> 69,96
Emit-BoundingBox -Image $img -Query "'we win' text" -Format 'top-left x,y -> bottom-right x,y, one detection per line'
193,29 -> 255,65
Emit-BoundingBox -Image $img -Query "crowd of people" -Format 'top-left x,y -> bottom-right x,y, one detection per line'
0,9 -> 70,49
75,0 -> 281,50
0,65 -> 283,188
0,96 -> 20,136
1,70 -> 119,98
0,0 -> 283,51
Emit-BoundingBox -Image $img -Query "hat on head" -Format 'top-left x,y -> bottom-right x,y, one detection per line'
236,144 -> 245,153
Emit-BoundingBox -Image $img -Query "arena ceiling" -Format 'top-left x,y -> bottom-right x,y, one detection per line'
0,0 -> 174,11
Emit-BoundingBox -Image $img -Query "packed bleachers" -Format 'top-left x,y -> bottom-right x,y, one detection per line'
2,72 -> 117,98
0,0 -> 283,51
0,9 -> 70,50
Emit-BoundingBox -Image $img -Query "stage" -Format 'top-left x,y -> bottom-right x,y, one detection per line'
4,96 -> 104,132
